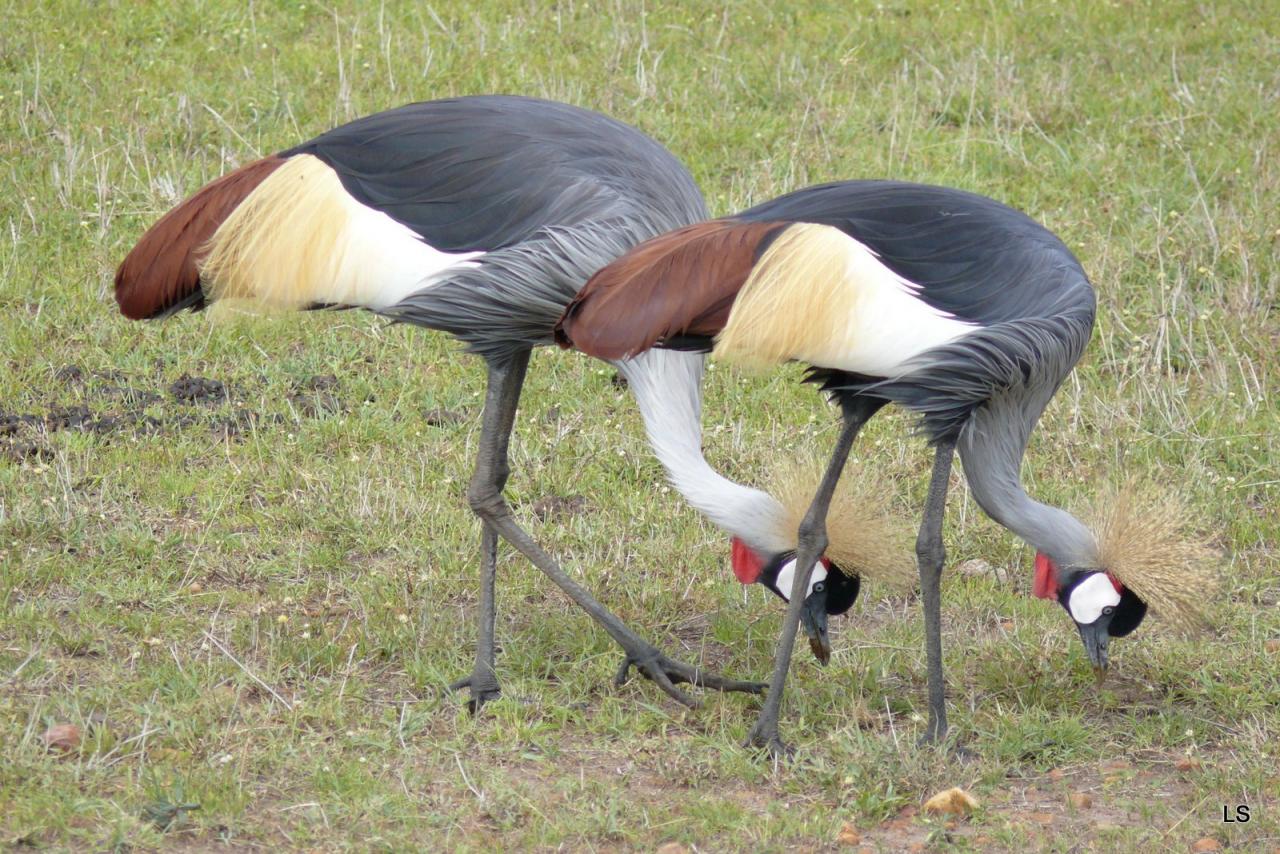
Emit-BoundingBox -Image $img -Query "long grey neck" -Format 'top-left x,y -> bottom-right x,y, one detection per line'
614,349 -> 793,556
958,383 -> 1100,569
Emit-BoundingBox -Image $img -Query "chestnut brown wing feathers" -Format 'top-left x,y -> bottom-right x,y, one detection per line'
555,220 -> 786,359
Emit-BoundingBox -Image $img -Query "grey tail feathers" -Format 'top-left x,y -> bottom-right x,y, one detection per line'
378,214 -> 681,360
830,306 -> 1095,444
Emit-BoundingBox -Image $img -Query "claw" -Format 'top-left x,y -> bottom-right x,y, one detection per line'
613,648 -> 765,707
743,726 -> 794,761
448,673 -> 501,714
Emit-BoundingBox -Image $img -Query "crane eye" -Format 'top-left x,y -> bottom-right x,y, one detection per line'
1102,606 -> 1115,616
812,582 -> 825,594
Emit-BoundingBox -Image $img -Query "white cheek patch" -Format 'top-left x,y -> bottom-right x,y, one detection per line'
775,559 -> 829,602
1067,573 -> 1121,624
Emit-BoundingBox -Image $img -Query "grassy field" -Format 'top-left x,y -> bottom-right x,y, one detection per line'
2,0 -> 1278,849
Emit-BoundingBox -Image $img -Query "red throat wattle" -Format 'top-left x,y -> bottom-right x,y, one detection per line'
731,537 -> 765,584
1032,552 -> 1059,599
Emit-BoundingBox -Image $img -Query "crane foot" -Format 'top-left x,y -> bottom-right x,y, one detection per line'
743,722 -> 794,761
613,646 -> 766,708
447,673 -> 502,715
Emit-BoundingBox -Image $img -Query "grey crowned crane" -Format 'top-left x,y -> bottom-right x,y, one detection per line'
556,180 -> 1218,755
114,95 -> 782,710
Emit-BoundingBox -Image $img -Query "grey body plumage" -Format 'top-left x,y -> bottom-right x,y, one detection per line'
383,214 -> 691,358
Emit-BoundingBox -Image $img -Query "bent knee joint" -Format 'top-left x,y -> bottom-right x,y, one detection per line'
915,537 -> 945,568
797,518 -> 828,555
467,483 -> 506,516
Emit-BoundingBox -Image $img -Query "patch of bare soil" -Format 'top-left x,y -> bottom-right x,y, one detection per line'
168,374 -> 227,405
0,372 -> 350,461
529,494 -> 590,521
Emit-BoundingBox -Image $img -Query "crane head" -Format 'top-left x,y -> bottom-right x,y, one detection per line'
1034,551 -> 1148,680
731,537 -> 860,664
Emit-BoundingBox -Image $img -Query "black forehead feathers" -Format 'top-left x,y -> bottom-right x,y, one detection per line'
824,564 -> 860,616
1108,588 -> 1147,637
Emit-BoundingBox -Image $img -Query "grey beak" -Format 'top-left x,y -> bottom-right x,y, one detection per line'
1076,620 -> 1110,684
800,594 -> 830,666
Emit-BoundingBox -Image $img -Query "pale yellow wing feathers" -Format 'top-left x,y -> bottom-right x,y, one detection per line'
714,224 -> 860,367
200,155 -> 352,308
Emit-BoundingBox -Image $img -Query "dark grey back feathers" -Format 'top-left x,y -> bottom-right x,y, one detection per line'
285,95 -> 708,356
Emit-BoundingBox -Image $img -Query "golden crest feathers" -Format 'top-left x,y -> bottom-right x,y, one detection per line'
1091,484 -> 1222,634
770,456 -> 917,591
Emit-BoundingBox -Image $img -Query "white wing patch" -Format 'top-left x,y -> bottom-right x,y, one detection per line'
1067,573 -> 1121,624
775,558 -> 829,602
333,186 -> 484,309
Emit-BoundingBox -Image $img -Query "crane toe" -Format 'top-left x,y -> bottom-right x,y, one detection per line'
614,647 -> 765,708
447,673 -> 502,715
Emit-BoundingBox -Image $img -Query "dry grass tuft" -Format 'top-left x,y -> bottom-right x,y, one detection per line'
770,456 -> 918,591
1091,483 -> 1223,634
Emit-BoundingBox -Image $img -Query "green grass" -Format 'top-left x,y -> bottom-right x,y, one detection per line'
2,0 -> 1277,849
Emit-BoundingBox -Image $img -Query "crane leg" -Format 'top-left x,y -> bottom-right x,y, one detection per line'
464,351 -> 765,710
448,350 -> 525,711
916,437 -> 957,745
448,523 -> 503,711
744,401 -> 877,759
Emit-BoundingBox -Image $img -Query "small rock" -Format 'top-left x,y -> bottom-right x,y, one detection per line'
1191,839 -> 1221,852
530,494 -> 589,521
954,558 -> 992,578
1068,792 -> 1092,809
835,823 -> 861,845
422,407 -> 466,427
923,787 -> 978,816
1175,756 -> 1201,772
1026,812 -> 1056,825
1047,767 -> 1066,781
1264,638 -> 1280,654
188,582 -> 204,594
43,723 -> 82,754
